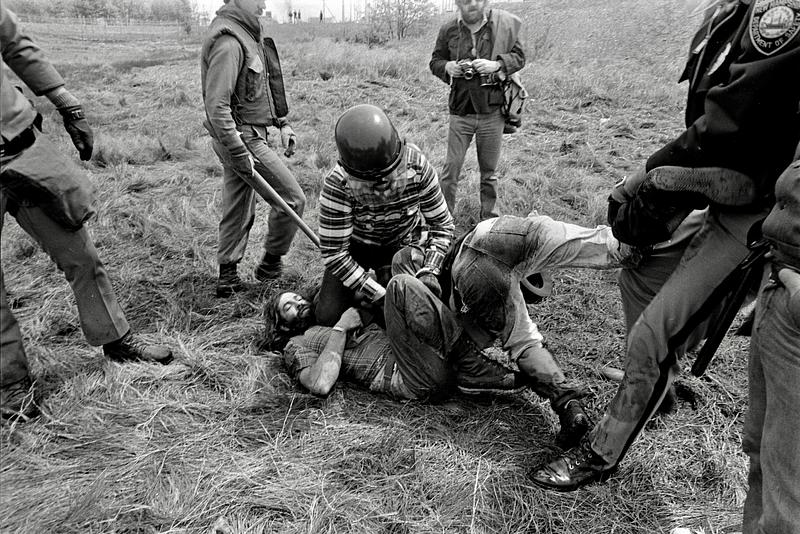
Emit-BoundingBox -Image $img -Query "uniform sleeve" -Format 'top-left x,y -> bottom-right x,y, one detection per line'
429,23 -> 452,84
202,35 -> 248,155
416,154 -> 454,274
0,6 -> 64,95
318,171 -> 384,300
647,30 -> 800,191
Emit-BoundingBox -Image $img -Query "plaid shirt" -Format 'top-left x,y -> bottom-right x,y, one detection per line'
283,324 -> 393,393
318,142 -> 454,301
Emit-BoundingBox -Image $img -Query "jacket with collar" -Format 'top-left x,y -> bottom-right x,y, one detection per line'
430,9 -> 525,114
200,3 -> 289,154
646,0 -> 800,205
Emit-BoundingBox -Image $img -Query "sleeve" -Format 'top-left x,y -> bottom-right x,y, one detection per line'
525,216 -> 623,273
318,172 -> 384,300
0,6 -> 64,95
283,336 -> 320,379
416,154 -> 454,275
202,35 -> 248,155
429,24 -> 452,84
646,30 -> 800,190
496,35 -> 525,76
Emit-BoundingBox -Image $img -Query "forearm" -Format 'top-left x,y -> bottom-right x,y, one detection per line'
300,329 -> 347,396
495,40 -> 525,76
430,30 -> 451,83
526,217 -> 622,273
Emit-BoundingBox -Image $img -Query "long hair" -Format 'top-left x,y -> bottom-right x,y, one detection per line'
261,284 -> 321,352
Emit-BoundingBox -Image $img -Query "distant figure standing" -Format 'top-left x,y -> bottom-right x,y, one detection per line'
297,10 -> 301,22
293,10 -> 297,22
430,0 -> 525,221
320,10 -> 323,22
1,6 -> 173,421
288,9 -> 293,23
200,0 -> 305,297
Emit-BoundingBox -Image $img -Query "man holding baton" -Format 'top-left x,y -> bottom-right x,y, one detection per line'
201,0 -> 306,297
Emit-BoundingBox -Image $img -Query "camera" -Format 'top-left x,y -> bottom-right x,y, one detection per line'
458,60 -> 475,80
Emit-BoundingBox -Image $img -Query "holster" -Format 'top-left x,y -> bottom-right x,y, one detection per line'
0,128 -> 96,231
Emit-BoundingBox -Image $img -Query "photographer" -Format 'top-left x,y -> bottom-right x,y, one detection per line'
430,0 -> 524,221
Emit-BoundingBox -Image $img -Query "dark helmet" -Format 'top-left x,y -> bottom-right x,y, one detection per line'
335,104 -> 405,180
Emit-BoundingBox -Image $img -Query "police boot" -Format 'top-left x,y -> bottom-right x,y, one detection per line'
529,435 -> 617,492
216,263 -> 244,298
103,331 -> 173,365
449,333 -> 526,395
553,398 -> 592,449
1,376 -> 39,423
255,252 -> 282,282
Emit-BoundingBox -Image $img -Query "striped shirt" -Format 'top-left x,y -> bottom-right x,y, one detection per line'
318,142 -> 454,301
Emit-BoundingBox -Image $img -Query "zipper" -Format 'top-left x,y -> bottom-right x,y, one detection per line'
689,2 -> 741,93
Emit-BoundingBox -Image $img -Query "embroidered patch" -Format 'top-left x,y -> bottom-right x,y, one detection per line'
750,0 -> 800,55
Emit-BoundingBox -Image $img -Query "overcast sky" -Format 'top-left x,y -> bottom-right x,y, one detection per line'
195,0 -> 374,23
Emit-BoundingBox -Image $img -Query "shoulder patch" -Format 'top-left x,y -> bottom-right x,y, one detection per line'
750,0 -> 800,55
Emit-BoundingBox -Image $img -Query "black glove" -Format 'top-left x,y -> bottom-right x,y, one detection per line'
418,272 -> 442,299
59,105 -> 93,161
229,146 -> 254,178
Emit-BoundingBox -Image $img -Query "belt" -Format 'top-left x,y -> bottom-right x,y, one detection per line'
0,125 -> 36,159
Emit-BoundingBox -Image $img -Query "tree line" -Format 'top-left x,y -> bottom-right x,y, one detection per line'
5,0 -> 198,24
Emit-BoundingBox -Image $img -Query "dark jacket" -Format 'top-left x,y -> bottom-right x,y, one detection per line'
200,3 -> 289,155
646,0 -> 800,204
763,154 -> 800,270
430,9 -> 524,115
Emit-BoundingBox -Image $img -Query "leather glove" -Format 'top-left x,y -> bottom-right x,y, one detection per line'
609,167 -> 647,204
229,146 -> 254,178
418,272 -> 442,299
59,105 -> 94,161
280,125 -> 297,157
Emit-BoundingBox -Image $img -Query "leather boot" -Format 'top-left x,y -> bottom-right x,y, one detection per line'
449,333 -> 526,395
103,331 -> 173,364
553,399 -> 591,449
216,263 -> 244,298
529,436 -> 616,492
255,252 -> 282,282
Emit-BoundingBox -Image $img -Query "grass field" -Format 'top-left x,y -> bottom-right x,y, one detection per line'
1,2 -> 752,532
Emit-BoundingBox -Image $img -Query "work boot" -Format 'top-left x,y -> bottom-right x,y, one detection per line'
216,263 -> 244,298
103,331 -> 173,364
554,399 -> 591,449
255,252 -> 282,282
1,376 -> 39,423
528,436 -> 616,492
450,333 -> 526,395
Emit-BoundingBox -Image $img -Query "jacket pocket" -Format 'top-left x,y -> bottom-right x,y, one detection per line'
244,55 -> 265,102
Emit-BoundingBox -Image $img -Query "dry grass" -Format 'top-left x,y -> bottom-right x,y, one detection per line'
1,2 -> 749,533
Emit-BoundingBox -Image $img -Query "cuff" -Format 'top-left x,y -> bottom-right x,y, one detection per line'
422,248 -> 445,275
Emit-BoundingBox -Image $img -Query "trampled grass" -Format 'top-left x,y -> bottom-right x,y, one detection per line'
1,2 -> 749,532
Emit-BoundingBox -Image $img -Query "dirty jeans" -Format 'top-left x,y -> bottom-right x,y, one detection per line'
1,145 -> 129,387
212,124 -> 306,265
590,207 -> 768,466
384,274 -> 462,400
441,109 -> 505,220
741,272 -> 800,534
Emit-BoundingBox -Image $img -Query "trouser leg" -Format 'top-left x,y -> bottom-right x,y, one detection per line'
0,193 -> 31,387
474,109 -> 504,220
441,114 -> 474,214
11,203 -> 129,346
385,274 -> 461,400
742,281 -> 800,534
212,138 -> 257,265
242,125 -> 307,256
590,209 -> 766,466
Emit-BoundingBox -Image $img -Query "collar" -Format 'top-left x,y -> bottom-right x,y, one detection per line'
458,10 -> 489,32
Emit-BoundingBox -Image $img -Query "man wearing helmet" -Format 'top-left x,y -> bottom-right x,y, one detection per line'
316,104 -> 455,326
395,213 -> 639,447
